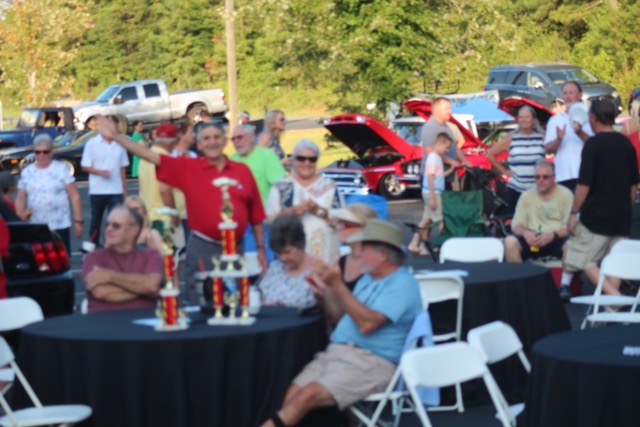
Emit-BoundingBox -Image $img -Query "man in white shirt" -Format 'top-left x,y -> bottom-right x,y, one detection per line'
544,81 -> 594,193
81,115 -> 130,245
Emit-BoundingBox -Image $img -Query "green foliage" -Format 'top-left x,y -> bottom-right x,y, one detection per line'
1,0 -> 640,115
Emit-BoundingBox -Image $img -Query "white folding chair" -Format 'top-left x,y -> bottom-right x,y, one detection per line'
439,237 -> 504,263
0,297 -> 44,396
583,252 -> 640,327
400,342 -> 515,427
0,336 -> 92,427
610,238 -> 640,254
415,273 -> 465,412
571,253 -> 640,329
468,321 -> 530,418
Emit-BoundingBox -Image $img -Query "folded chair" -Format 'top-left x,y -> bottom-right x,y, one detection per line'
0,297 -> 44,396
406,190 -> 486,262
400,342 -> 515,427
571,253 -> 640,329
467,321 -> 530,418
0,336 -> 92,427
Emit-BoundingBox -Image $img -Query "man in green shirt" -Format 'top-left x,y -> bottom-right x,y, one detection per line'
230,124 -> 286,206
230,124 -> 286,260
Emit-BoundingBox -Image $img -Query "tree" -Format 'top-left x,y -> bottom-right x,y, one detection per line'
0,0 -> 93,106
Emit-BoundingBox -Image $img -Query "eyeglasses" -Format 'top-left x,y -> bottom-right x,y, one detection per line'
105,221 -> 124,230
34,150 -> 51,155
535,174 -> 553,180
231,134 -> 247,141
294,155 -> 318,163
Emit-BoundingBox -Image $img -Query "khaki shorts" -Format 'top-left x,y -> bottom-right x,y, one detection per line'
421,191 -> 443,222
293,343 -> 396,410
564,219 -> 624,272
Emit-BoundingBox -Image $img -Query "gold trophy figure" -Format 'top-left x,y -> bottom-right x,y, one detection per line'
155,206 -> 188,331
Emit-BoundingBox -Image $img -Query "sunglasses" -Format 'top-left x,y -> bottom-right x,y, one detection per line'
34,150 -> 51,155
294,155 -> 318,163
535,174 -> 553,180
105,221 -> 124,230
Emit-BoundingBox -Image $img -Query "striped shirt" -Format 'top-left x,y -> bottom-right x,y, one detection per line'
507,132 -> 545,193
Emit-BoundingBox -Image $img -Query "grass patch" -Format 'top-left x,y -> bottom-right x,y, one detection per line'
281,127 -> 354,168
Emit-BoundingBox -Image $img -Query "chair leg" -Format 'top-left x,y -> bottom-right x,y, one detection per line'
455,383 -> 465,413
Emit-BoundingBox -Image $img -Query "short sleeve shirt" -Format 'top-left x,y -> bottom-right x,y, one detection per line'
422,152 -> 445,193
259,260 -> 316,308
18,161 -> 74,230
80,134 -> 130,194
544,111 -> 593,182
331,267 -> 423,364
82,247 -> 164,313
511,185 -> 574,233
230,146 -> 286,206
421,117 -> 457,160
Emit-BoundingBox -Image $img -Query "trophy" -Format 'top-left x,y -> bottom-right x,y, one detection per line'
155,206 -> 189,331
205,177 -> 255,326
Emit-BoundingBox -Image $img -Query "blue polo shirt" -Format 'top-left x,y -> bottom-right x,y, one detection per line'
331,267 -> 422,364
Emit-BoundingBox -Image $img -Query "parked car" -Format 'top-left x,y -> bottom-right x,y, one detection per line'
18,130 -> 133,179
321,113 -> 421,199
0,107 -> 76,149
73,79 -> 227,131
1,218 -> 75,317
484,63 -> 622,115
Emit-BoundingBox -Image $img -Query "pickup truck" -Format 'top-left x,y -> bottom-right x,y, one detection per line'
0,107 -> 75,149
73,79 -> 227,130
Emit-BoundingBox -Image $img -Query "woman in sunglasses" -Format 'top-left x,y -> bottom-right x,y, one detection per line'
266,139 -> 343,263
15,134 -> 83,252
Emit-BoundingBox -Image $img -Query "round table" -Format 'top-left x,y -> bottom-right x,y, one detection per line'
12,307 -> 327,427
523,325 -> 640,427
408,260 -> 571,405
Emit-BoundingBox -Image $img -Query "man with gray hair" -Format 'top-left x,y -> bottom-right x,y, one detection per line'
82,205 -> 163,312
505,159 -> 573,267
138,122 -> 178,224
261,219 -> 423,427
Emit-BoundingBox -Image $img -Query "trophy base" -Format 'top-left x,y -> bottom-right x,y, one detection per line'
154,322 -> 189,332
207,316 -> 256,326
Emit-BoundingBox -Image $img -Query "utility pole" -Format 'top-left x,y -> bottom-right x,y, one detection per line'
224,0 -> 238,151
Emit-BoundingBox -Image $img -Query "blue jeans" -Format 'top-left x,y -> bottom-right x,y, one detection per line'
89,194 -> 123,245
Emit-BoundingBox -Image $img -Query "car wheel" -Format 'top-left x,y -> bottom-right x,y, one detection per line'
377,174 -> 405,199
187,103 -> 208,122
60,159 -> 75,177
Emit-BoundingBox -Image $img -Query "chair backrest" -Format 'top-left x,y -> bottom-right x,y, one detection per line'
439,237 -> 504,263
467,321 -> 531,373
0,297 -> 44,331
0,335 -> 14,367
0,336 -> 42,409
592,253 -> 640,313
610,239 -> 640,255
415,273 -> 464,307
400,342 -> 515,427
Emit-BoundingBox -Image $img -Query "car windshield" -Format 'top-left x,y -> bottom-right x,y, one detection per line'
390,122 -> 422,146
17,110 -> 39,128
53,133 -> 76,147
547,68 -> 599,85
95,85 -> 120,102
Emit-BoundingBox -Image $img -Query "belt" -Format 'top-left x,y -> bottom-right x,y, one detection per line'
192,230 -> 244,246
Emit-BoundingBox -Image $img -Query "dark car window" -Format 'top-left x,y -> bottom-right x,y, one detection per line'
528,72 -> 545,87
513,72 -> 527,86
546,68 -> 599,85
143,84 -> 161,98
488,71 -> 508,84
118,87 -> 138,102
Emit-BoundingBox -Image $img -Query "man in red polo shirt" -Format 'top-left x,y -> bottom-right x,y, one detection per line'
97,116 -> 267,305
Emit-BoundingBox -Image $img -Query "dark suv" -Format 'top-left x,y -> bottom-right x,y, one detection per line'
485,63 -> 622,115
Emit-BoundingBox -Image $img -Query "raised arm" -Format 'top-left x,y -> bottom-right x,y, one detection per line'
96,115 -> 161,165
487,134 -> 513,176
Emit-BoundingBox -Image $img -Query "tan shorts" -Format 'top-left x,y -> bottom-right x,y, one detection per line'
564,219 -> 624,272
293,343 -> 396,410
421,191 -> 443,222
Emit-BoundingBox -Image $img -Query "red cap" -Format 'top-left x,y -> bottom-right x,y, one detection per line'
155,123 -> 178,142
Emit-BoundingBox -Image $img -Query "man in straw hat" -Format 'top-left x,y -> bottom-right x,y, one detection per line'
261,219 -> 422,427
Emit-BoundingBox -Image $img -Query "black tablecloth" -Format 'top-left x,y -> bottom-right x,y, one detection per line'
408,260 -> 571,404
523,325 -> 640,427
12,307 -> 328,427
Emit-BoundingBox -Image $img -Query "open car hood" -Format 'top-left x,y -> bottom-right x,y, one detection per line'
403,98 -> 488,150
499,97 -> 554,127
324,114 -> 420,159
